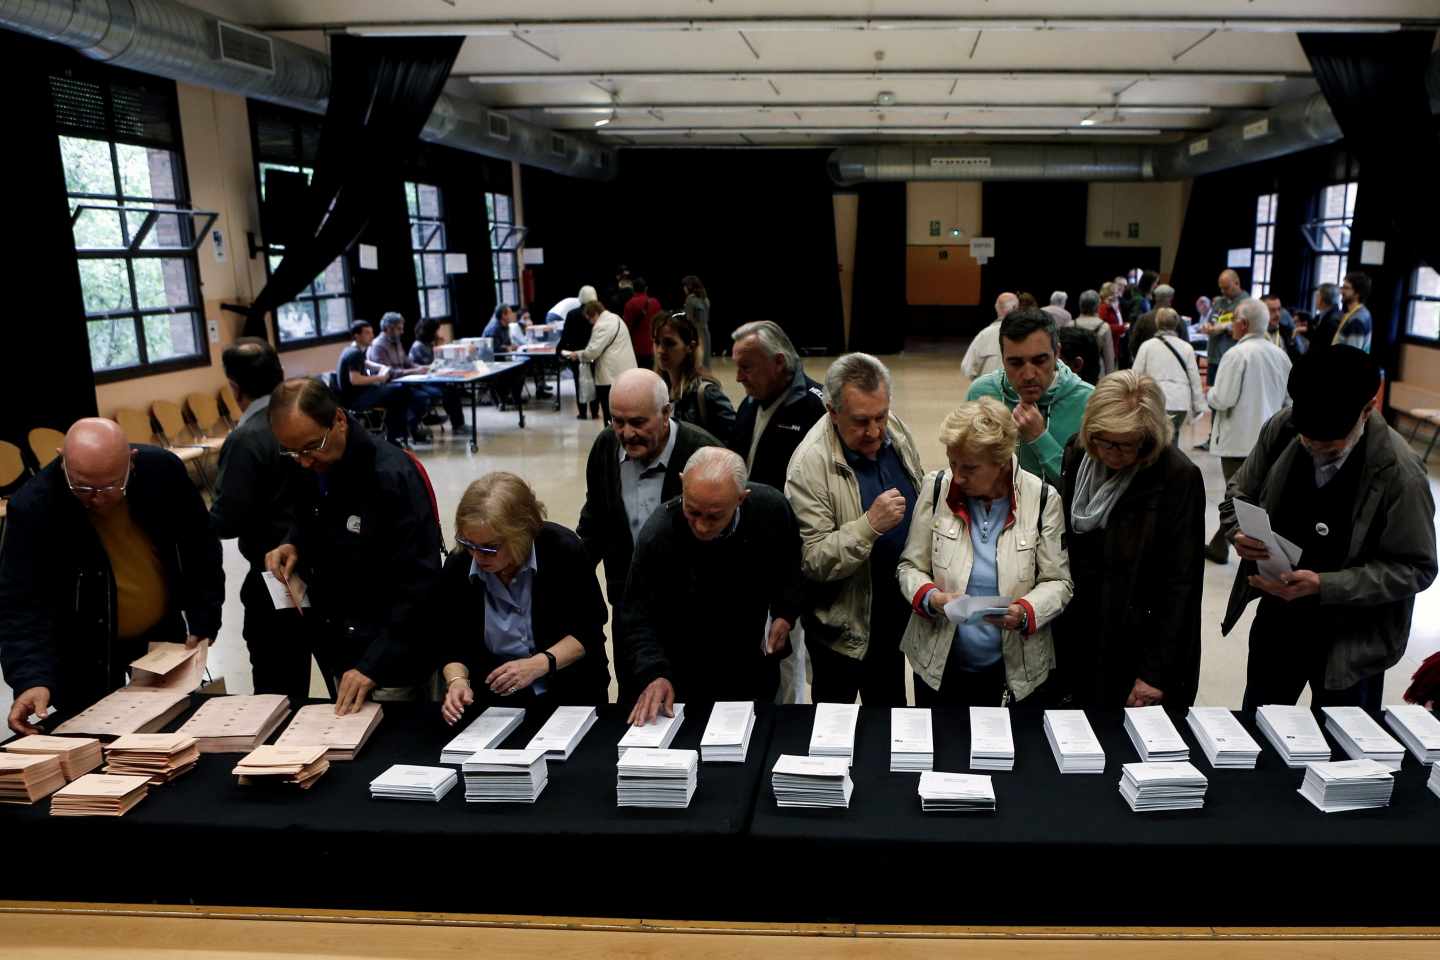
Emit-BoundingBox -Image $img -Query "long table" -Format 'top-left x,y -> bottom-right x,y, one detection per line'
2,699 -> 1436,925
495,347 -> 563,411
398,357 -> 532,451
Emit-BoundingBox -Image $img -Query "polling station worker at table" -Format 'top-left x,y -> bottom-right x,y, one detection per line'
898,399 -> 1072,708
622,447 -> 805,725
265,377 -> 442,715
1,419 -> 223,734
433,472 -> 611,725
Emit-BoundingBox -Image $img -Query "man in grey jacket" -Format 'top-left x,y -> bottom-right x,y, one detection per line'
1219,346 -> 1437,711
785,353 -> 924,706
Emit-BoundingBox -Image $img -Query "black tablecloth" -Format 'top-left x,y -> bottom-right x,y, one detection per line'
752,704 -> 1440,925
0,698 -> 775,917
3,698 -> 1437,924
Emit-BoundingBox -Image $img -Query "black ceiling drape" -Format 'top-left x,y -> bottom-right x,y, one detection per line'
848,183 -> 907,354
244,35 -> 463,340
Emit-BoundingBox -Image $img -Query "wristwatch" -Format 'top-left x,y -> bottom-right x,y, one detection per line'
1015,608 -> 1029,633
542,651 -> 558,674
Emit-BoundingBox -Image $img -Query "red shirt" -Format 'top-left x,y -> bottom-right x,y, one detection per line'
623,293 -> 662,357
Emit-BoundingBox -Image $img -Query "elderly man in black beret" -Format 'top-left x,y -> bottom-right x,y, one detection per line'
1217,346 -> 1437,711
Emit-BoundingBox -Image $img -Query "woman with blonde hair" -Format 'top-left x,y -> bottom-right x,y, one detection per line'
1055,370 -> 1205,708
897,397 -> 1072,706
436,472 -> 610,725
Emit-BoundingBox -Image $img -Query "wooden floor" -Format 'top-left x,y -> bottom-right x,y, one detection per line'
4,903 -> 1439,959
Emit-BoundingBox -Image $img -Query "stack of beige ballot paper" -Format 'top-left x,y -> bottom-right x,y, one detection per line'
103,734 -> 200,784
233,745 -> 330,789
3,735 -> 103,779
176,695 -> 292,753
50,773 -> 151,816
0,754 -> 67,804
274,703 -> 383,761
53,642 -> 209,739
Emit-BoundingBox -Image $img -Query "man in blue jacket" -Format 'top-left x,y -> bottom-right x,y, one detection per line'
2,418 -> 223,733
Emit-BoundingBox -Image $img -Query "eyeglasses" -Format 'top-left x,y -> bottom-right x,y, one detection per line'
1091,436 -> 1140,455
63,459 -> 130,498
279,425 -> 333,460
456,534 -> 500,556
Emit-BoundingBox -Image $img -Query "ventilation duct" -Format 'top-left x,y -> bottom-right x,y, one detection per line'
0,0 -> 616,180
830,51 -> 1440,184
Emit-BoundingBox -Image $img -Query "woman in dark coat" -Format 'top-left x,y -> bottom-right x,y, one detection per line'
435,472 -> 611,725
1056,370 -> 1205,708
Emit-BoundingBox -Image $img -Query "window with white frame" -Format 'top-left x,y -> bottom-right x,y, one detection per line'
257,162 -> 352,344
486,192 -> 520,307
405,181 -> 451,321
1312,181 -> 1358,294
1407,265 -> 1440,341
1252,193 -> 1277,297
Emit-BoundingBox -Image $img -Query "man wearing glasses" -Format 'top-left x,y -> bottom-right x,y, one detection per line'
265,377 -> 441,715
1,418 -> 223,734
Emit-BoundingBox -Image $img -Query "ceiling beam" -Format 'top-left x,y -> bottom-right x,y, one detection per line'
309,16 -> 1435,36
593,126 -> 1170,137
464,69 -> 1304,85
532,103 -> 1222,115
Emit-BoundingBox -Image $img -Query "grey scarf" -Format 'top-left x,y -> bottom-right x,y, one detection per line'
1070,452 -> 1135,533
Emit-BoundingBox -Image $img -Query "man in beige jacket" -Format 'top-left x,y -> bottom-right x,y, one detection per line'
785,354 -> 924,706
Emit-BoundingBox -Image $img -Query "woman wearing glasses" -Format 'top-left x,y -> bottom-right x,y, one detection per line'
435,472 -> 610,725
1055,371 -> 1205,709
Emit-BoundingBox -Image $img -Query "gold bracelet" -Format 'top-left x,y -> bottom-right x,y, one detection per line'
445,674 -> 470,687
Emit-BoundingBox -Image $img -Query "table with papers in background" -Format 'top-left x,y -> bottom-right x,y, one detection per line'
1,698 -> 1438,925
395,356 -> 532,452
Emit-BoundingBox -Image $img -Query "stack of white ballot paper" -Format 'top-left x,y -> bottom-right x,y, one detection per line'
969,707 -> 1015,771
1044,710 -> 1105,773
1185,707 -> 1261,769
918,772 -> 995,813
462,748 -> 548,803
1124,706 -> 1189,762
439,706 -> 526,764
809,702 -> 860,765
1429,762 -> 1440,800
1119,762 -> 1208,812
701,702 -> 756,763
1322,707 -> 1405,770
526,706 -> 598,760
890,708 -> 934,772
1256,705 -> 1330,768
1299,759 -> 1394,813
616,748 -> 698,809
1383,704 -> 1440,765
617,705 -> 685,759
771,754 -> 853,808
369,765 -> 457,802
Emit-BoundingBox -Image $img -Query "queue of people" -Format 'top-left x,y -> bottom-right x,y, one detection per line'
1,281 -> 1434,737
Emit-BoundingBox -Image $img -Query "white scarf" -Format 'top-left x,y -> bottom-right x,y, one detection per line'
1070,452 -> 1135,533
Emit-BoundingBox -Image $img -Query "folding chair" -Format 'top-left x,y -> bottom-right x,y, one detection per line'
218,383 -> 242,429
0,440 -> 26,534
26,427 -> 65,471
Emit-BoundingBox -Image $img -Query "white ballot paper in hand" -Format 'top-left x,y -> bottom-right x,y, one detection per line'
943,595 -> 1012,626
261,571 -> 311,610
1231,500 -> 1304,581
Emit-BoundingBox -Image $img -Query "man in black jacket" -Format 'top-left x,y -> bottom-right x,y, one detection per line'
560,285 -> 600,419
729,320 -> 827,491
210,338 -> 309,704
2,419 -> 223,733
265,378 -> 442,715
729,320 -> 826,703
624,447 -> 805,725
576,369 -> 719,700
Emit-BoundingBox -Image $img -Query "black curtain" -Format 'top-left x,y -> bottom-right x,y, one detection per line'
848,183 -> 907,354
0,31 -> 98,444
244,35 -> 463,339
1300,30 -> 1440,376
521,149 -> 844,356
979,181 -> 1089,326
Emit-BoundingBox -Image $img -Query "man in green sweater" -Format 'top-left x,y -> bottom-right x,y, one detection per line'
965,307 -> 1094,485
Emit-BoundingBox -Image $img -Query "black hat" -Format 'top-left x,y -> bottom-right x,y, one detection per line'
1288,345 -> 1381,440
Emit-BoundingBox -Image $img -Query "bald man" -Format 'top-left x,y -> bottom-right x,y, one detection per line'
576,368 -> 720,699
621,447 -> 805,724
1,418 -> 223,733
961,292 -> 1019,381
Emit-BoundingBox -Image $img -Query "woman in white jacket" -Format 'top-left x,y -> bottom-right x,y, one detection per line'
563,299 -> 637,423
1131,307 -> 1205,444
897,397 -> 1073,706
